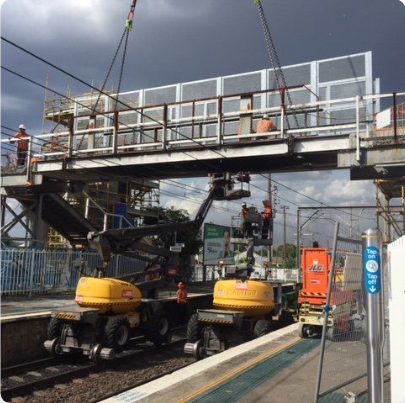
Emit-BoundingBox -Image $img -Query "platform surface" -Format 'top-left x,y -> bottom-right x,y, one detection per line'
0,289 -> 213,319
102,322 -> 390,403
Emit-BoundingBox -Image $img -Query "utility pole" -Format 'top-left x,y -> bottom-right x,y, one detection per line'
282,205 -> 289,264
267,173 -> 272,264
296,208 -> 300,269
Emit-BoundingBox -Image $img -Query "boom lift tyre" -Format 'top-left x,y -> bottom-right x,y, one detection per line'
145,313 -> 170,347
186,313 -> 203,343
253,319 -> 272,338
47,317 -> 64,340
105,317 -> 131,349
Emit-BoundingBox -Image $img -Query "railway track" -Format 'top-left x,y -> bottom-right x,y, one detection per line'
1,335 -> 190,402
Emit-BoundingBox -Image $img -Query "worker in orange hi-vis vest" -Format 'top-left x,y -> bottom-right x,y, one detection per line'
262,200 -> 273,223
256,114 -> 276,138
12,124 -> 30,166
176,282 -> 189,324
262,200 -> 273,240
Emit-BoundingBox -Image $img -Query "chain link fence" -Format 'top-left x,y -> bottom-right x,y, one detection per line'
0,248 -> 145,296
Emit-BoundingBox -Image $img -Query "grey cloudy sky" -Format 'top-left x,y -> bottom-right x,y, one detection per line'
1,0 -> 404,245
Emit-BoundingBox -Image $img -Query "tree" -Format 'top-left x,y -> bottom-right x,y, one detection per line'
149,206 -> 202,258
274,243 -> 297,268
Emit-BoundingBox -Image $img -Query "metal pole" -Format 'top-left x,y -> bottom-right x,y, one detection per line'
393,92 -> 397,139
28,250 -> 36,298
268,173 -> 272,264
356,95 -> 360,161
296,208 -> 300,269
362,228 -> 384,403
282,205 -> 289,264
375,182 -> 380,230
402,185 -> 405,234
26,137 -> 32,183
314,222 -> 340,403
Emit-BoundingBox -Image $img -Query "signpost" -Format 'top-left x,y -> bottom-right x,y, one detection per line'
362,228 -> 384,403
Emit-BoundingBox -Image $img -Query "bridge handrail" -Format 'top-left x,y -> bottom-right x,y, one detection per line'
1,91 -> 404,165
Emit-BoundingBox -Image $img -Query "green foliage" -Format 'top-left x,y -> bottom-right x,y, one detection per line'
152,206 -> 202,257
275,243 -> 297,259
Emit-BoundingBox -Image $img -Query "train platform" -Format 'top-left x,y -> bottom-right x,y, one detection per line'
102,323 -> 390,403
0,283 -> 215,317
1,294 -> 76,317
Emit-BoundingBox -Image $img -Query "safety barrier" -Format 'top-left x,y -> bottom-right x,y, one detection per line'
0,248 -> 145,296
387,236 -> 405,403
314,225 -> 390,401
268,268 -> 301,282
1,91 -> 403,176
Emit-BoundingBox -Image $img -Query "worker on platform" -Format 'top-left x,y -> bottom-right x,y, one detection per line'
240,203 -> 249,237
12,124 -> 30,166
256,114 -> 276,139
262,200 -> 272,239
176,282 -> 189,324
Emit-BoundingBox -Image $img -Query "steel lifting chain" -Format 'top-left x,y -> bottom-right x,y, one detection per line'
81,0 -> 138,151
92,28 -> 128,117
78,27 -> 128,150
254,0 -> 299,130
114,29 -> 130,112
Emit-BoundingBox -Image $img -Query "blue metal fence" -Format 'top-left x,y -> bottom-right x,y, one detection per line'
0,248 -> 145,296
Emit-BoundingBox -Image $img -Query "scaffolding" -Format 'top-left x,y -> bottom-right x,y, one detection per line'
42,82 -> 161,248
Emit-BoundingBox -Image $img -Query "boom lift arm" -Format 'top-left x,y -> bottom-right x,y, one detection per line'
87,174 -> 250,282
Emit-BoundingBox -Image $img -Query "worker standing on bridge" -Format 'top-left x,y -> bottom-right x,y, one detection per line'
256,114 -> 276,139
176,282 -> 189,324
12,124 -> 30,166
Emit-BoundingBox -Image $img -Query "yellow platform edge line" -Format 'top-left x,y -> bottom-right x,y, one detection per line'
177,336 -> 301,403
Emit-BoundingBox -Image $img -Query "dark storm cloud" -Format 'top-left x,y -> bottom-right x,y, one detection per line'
1,0 -> 404,135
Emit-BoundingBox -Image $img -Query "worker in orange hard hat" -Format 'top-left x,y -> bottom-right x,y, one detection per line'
176,282 -> 189,324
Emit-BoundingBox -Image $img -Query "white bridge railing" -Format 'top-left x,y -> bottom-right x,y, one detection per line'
1,91 -> 404,178
35,91 -> 405,157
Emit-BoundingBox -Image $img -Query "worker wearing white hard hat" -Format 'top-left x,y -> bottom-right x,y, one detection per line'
13,124 -> 30,166
256,114 -> 276,138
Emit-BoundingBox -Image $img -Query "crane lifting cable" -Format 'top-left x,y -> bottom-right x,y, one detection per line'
80,0 -> 139,150
91,0 -> 138,119
253,0 -> 299,130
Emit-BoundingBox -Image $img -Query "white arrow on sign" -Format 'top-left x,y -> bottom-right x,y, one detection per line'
370,285 -> 376,293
